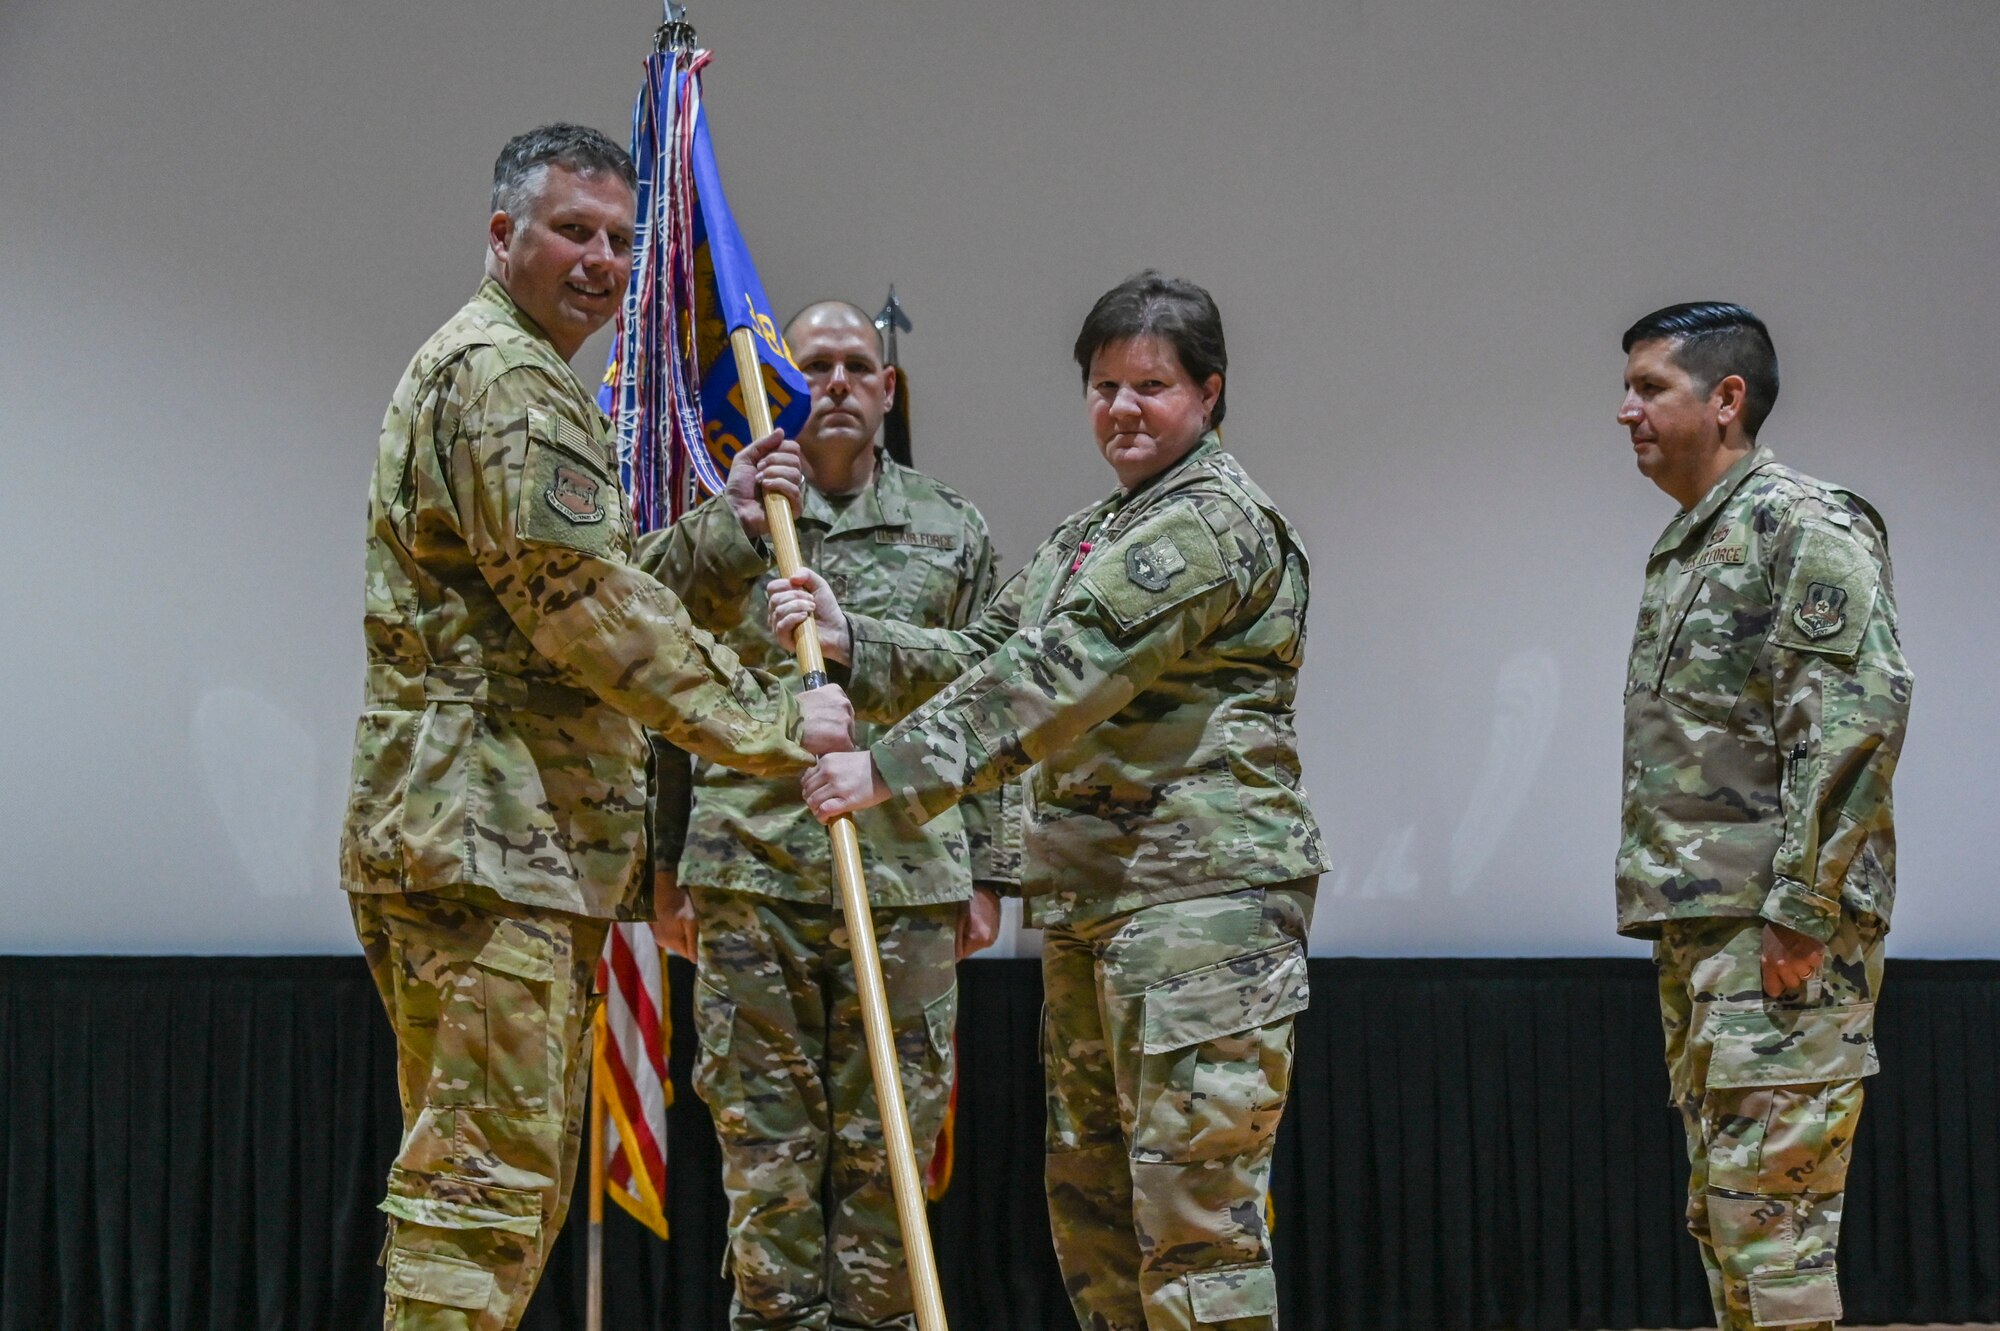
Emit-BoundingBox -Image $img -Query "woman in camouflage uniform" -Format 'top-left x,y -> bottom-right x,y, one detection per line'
776,272 -> 1327,1331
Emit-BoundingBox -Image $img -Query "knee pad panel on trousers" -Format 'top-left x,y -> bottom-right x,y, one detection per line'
1132,942 -> 1307,1164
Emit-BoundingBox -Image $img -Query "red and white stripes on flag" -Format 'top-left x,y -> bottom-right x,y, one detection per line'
593,924 -> 672,1238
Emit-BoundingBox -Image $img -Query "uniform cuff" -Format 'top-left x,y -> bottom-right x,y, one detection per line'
1759,877 -> 1843,942
870,732 -> 977,828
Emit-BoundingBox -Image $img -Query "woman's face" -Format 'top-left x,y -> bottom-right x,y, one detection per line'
1086,334 -> 1222,490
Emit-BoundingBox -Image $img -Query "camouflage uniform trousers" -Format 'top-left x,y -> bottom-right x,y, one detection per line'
351,888 -> 608,1331
689,886 -> 959,1331
1655,913 -> 1885,1331
1041,880 -> 1315,1331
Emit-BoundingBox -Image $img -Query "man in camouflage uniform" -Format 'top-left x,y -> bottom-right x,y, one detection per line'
637,300 -> 1014,1330
787,273 -> 1326,1331
1615,303 -> 1913,1331
340,125 -> 850,1331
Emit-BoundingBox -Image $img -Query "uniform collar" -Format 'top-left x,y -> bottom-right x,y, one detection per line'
800,446 -> 911,534
473,277 -> 548,343
468,277 -> 597,415
1651,444 -> 1776,559
1118,431 -> 1221,504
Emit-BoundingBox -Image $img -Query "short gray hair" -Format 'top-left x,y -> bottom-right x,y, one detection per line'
490,123 -> 636,219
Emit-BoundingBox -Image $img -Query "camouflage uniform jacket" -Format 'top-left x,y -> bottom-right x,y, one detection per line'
1618,445 -> 1913,942
340,280 -> 809,921
843,434 -> 1327,928
637,451 -> 1020,906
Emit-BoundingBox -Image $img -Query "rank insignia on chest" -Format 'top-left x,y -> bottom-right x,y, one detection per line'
545,465 -> 605,525
1637,606 -> 1659,634
1126,535 -> 1187,591
1707,524 -> 1733,547
1793,582 -> 1849,639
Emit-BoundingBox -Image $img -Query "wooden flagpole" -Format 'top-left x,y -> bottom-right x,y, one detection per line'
728,327 -> 950,1331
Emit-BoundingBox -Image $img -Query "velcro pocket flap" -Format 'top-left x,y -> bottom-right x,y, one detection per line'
474,920 -> 557,983
1078,506 -> 1231,637
1771,522 -> 1878,657
1703,1000 -> 1878,1090
385,1249 -> 499,1311
1748,1268 -> 1844,1324
1142,940 -> 1309,1056
1187,1263 -> 1280,1321
520,406 -> 620,556
381,1167 -> 543,1237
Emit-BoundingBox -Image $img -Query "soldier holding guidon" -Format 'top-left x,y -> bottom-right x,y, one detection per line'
1615,303 -> 1913,1331
775,272 -> 1325,1331
639,299 -> 1016,1330
339,124 -> 850,1331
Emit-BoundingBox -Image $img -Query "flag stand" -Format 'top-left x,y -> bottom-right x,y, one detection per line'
586,1021 -> 606,1331
730,327 -> 950,1331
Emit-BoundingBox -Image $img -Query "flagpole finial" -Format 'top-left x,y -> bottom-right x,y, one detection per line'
655,3 -> 696,53
874,285 -> 912,365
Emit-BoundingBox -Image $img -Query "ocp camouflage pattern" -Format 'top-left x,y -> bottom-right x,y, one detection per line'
1618,446 -> 1913,942
638,452 -> 1019,904
688,886 -> 959,1330
340,280 -> 810,921
352,886 -> 608,1330
1655,912 -> 1883,1331
844,434 -> 1327,927
1042,883 -> 1312,1331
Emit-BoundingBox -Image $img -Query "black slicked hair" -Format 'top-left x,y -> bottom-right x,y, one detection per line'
1623,302 -> 1780,438
491,123 -> 636,219
1073,271 -> 1228,428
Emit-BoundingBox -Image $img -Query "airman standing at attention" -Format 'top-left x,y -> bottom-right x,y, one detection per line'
638,299 -> 1015,1330
1615,302 -> 1913,1331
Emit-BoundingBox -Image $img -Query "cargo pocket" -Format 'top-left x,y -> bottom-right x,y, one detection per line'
911,984 -> 958,1146
691,976 -> 744,1132
434,919 -> 558,1112
1186,1262 -> 1279,1322
1701,1000 -> 1878,1092
1132,941 -> 1309,1164
380,1167 -> 541,1324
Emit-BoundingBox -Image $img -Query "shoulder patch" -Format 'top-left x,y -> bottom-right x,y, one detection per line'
1078,504 -> 1231,635
1771,522 -> 1878,657
519,405 -> 621,558
1125,533 -> 1187,591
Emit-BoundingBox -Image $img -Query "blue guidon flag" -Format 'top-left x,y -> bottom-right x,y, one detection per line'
589,22 -> 811,1245
600,40 -> 810,532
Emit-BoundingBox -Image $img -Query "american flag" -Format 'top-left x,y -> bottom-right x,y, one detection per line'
594,924 -> 671,1237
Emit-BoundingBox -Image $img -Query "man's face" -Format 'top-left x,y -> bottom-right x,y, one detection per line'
488,165 -> 635,361
1087,334 -> 1220,490
791,309 -> 895,477
1618,338 -> 1727,504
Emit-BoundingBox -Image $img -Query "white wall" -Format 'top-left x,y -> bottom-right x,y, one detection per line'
2,0 -> 1994,955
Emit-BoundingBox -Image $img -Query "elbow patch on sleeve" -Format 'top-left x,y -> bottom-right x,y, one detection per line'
519,406 -> 622,558
1078,506 -> 1231,636
1772,523 -> 1879,658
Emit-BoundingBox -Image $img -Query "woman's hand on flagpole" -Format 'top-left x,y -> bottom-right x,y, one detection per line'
726,430 -> 802,538
802,750 -> 890,823
768,568 -> 850,663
